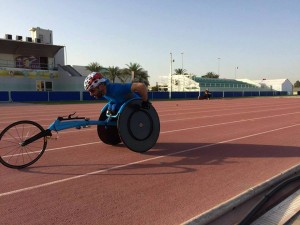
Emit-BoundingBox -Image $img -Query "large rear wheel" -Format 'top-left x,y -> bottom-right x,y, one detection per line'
118,99 -> 160,153
97,110 -> 121,145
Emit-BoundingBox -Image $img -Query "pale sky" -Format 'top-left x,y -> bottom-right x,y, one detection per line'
1,0 -> 299,85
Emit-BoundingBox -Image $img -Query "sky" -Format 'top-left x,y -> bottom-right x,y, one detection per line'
1,0 -> 299,85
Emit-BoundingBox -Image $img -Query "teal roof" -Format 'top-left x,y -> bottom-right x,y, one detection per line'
194,77 -> 257,88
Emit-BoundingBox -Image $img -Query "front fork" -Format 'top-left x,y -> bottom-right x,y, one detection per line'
21,129 -> 52,146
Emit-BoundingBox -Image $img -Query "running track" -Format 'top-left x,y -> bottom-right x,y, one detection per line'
0,97 -> 300,225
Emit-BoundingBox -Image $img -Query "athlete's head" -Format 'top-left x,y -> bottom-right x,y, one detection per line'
84,72 -> 108,98
84,72 -> 107,91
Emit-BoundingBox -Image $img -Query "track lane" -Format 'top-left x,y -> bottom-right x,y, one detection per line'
0,97 -> 300,225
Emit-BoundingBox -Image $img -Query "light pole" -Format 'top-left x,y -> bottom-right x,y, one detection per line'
181,52 -> 184,70
181,52 -> 184,91
217,58 -> 221,76
235,66 -> 238,79
169,52 -> 173,99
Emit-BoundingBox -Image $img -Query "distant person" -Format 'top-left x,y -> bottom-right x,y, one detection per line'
204,89 -> 211,100
198,89 -> 212,100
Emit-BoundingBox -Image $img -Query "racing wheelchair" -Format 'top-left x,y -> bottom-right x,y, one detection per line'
0,98 -> 160,169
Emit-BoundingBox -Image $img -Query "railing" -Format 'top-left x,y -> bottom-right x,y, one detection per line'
0,59 -> 15,68
0,59 -> 55,70
0,91 -> 291,102
200,83 -> 259,89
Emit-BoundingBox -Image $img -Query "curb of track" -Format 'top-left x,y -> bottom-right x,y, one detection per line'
182,163 -> 300,225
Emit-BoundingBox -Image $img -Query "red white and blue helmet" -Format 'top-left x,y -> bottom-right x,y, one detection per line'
84,72 -> 107,91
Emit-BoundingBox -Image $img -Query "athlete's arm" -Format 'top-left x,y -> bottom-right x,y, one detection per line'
131,82 -> 148,102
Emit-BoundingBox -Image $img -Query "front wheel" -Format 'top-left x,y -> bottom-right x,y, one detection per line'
0,120 -> 47,169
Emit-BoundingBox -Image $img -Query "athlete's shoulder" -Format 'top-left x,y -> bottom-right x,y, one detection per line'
113,82 -> 132,88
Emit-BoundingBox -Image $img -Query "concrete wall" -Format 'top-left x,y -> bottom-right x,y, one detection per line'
0,90 -> 290,103
282,80 -> 293,93
54,48 -> 65,67
0,67 -> 85,91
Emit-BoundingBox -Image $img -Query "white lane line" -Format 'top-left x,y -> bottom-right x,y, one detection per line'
1,123 -> 299,198
163,108 -> 300,123
2,111 -> 299,158
162,111 -> 300,133
1,142 -> 101,158
0,101 -> 298,124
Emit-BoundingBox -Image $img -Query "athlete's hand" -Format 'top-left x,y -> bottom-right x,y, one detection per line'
141,100 -> 151,110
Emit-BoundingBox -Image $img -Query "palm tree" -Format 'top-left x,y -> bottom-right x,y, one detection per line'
119,68 -> 132,83
85,62 -> 103,72
202,72 -> 219,79
174,68 -> 187,75
106,66 -> 122,83
85,62 -> 111,79
124,62 -> 150,86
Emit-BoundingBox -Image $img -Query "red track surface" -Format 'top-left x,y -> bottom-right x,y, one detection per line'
0,97 -> 300,225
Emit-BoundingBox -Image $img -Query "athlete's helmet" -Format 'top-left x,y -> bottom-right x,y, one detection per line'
84,72 -> 107,91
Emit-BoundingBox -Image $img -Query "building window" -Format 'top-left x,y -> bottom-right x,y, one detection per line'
45,81 -> 52,91
36,81 -> 52,91
39,34 -> 43,43
36,80 -> 44,91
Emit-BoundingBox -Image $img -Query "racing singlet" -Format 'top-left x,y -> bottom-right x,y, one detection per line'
103,83 -> 139,105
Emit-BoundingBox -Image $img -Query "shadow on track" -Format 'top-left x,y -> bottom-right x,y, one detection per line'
13,142 -> 299,176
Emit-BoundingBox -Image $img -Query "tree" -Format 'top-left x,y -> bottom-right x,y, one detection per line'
174,68 -> 187,75
202,72 -> 219,79
124,62 -> 150,86
106,66 -> 122,83
294,80 -> 300,88
151,86 -> 159,91
85,61 -> 150,85
85,62 -> 103,72
118,69 -> 131,83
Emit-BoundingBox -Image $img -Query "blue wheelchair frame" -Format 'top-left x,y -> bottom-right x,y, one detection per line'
47,97 -> 140,132
21,98 -> 141,146
0,96 -> 160,169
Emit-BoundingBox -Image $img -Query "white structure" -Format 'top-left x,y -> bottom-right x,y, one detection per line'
29,27 -> 65,68
72,65 -> 91,76
237,79 -> 261,87
158,74 -> 200,92
253,79 -> 293,93
0,27 -> 67,92
170,74 -> 200,92
29,27 -> 53,44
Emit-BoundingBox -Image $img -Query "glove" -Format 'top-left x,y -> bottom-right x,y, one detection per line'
106,110 -> 113,116
141,100 -> 151,110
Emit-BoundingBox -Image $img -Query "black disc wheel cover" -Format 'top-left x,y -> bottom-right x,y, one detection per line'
118,99 -> 160,152
97,110 -> 121,145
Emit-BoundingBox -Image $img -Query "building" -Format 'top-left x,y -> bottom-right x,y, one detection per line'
157,74 -> 200,92
0,27 -> 86,92
163,75 -> 275,93
0,27 -> 294,102
0,27 -> 64,71
252,79 -> 293,93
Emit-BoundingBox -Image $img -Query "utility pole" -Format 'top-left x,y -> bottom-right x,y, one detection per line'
181,52 -> 184,70
181,52 -> 184,91
169,52 -> 173,99
235,66 -> 238,79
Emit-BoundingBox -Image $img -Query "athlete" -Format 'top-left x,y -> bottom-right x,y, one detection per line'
204,89 -> 211,100
84,72 -> 151,114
